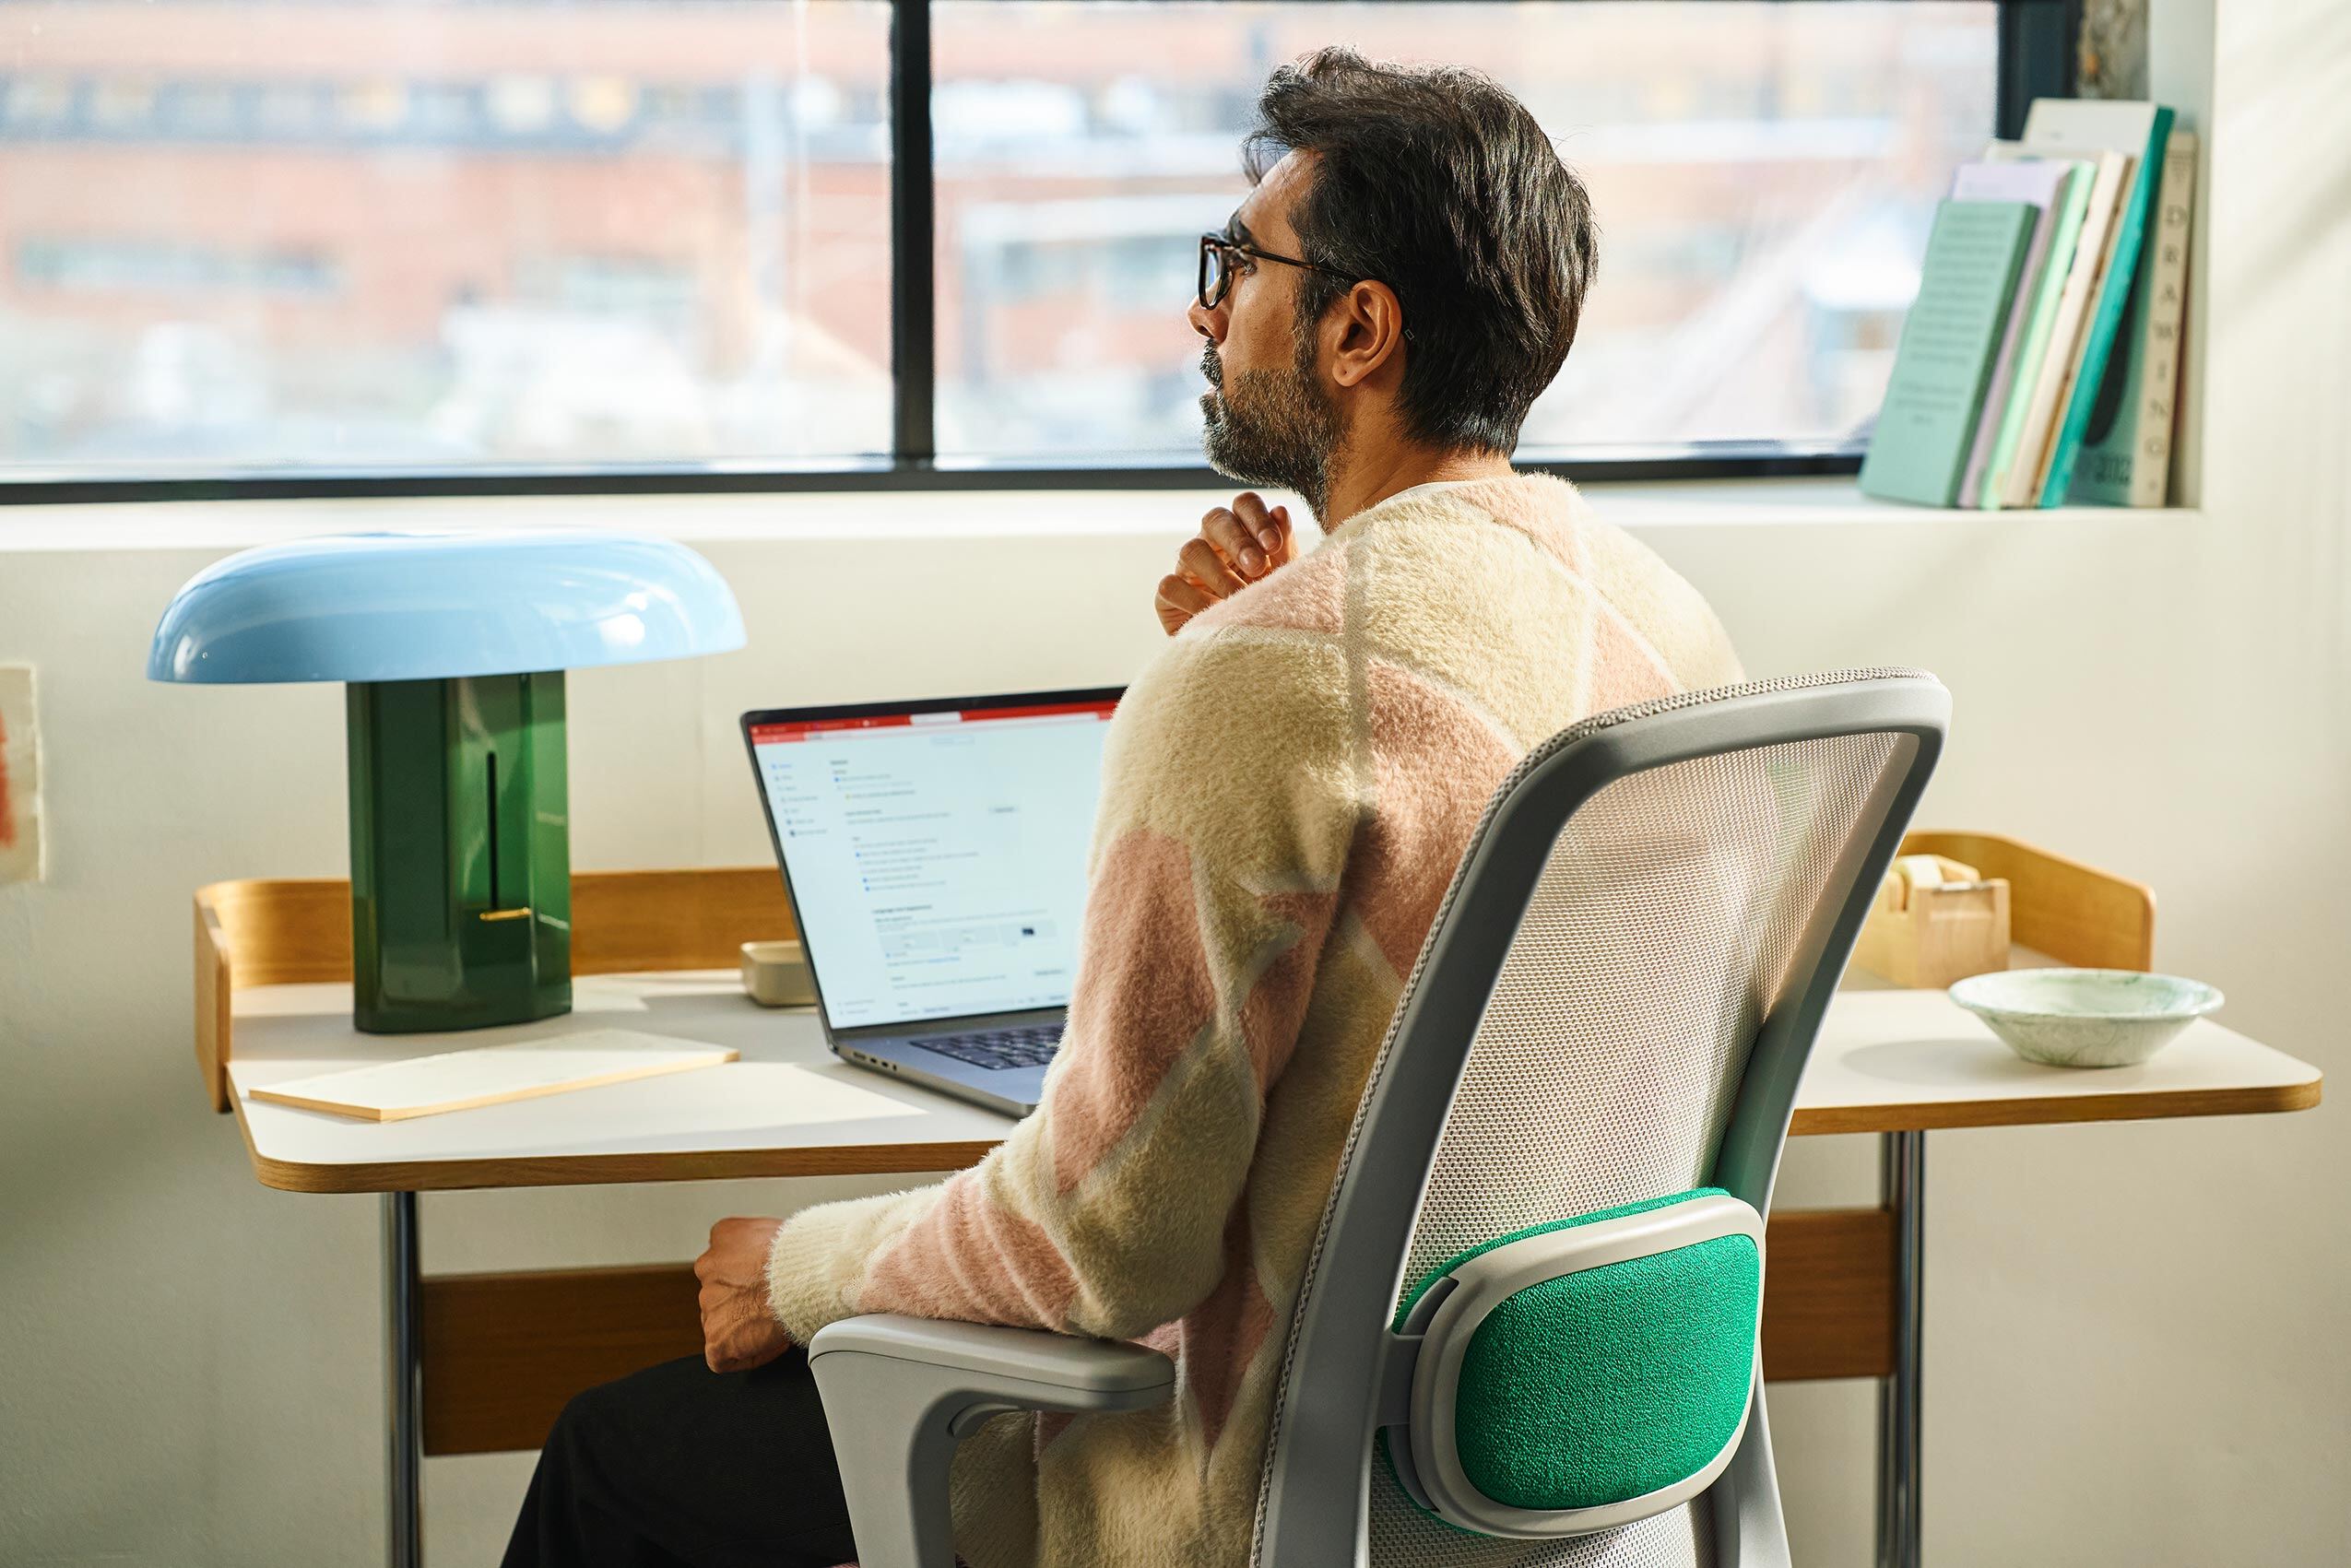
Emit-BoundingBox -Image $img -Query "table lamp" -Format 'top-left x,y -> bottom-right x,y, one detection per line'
148,531 -> 745,1033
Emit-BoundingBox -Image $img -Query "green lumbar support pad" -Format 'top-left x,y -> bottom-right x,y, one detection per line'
1392,1187 -> 1760,1517
1454,1232 -> 1758,1509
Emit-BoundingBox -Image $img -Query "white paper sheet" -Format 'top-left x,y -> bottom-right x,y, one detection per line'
247,1028 -> 738,1121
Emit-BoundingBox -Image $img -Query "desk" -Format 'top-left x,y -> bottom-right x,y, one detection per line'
221,972 -> 2319,1568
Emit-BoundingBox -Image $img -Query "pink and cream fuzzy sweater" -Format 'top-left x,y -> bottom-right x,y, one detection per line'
766,473 -> 1743,1568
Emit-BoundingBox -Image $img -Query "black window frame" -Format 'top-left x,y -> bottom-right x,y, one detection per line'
1,0 -> 2075,507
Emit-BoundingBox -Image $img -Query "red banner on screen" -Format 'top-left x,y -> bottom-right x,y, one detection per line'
750,699 -> 1116,746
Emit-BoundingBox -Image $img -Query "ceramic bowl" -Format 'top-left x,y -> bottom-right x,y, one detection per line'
1947,968 -> 2223,1068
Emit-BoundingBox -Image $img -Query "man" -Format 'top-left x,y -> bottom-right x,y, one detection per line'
507,46 -> 1740,1568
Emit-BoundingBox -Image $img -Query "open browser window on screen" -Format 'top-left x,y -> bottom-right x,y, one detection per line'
749,696 -> 1118,1031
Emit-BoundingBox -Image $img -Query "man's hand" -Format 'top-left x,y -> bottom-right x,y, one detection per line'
1155,491 -> 1297,635
695,1217 -> 792,1373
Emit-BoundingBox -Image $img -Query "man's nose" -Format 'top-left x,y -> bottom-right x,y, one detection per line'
1187,296 -> 1223,343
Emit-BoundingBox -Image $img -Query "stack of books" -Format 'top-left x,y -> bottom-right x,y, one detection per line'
1861,99 -> 2198,510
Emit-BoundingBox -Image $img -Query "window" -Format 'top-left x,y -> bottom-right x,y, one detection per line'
934,2 -> 2002,465
0,0 -> 2066,498
1,1 -> 892,479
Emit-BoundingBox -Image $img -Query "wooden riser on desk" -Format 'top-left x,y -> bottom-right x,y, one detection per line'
419,1208 -> 1896,1456
1900,831 -> 2155,973
195,834 -> 2154,1116
195,868 -> 798,1112
195,832 -> 2152,1117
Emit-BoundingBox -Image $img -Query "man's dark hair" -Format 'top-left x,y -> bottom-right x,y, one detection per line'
1242,48 -> 1598,456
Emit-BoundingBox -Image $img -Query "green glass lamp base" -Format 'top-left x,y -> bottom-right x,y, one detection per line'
347,672 -> 573,1034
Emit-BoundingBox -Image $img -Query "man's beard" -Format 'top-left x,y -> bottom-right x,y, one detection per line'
1198,329 -> 1340,523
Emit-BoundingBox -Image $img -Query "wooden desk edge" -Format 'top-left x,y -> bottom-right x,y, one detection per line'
231,1096 -> 1006,1194
1789,1075 -> 2321,1137
233,1074 -> 2321,1195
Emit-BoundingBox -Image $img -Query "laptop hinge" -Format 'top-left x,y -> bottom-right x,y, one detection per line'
834,1007 -> 1066,1045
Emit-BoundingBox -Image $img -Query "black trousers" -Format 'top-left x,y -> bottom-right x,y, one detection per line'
502,1349 -> 860,1568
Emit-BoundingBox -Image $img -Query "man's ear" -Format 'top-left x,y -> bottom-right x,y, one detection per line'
1327,279 -> 1407,390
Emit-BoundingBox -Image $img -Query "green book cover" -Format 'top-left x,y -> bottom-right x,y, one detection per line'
2037,101 -> 2176,504
2069,128 -> 2197,506
1860,199 -> 2038,508
1975,160 -> 2092,509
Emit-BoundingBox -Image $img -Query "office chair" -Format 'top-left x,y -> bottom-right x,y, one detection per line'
809,668 -> 1948,1568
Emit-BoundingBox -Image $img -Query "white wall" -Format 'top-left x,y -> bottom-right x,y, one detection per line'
3,2 -> 2345,1562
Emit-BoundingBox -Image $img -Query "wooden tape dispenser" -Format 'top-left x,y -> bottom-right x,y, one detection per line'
1851,853 -> 2012,989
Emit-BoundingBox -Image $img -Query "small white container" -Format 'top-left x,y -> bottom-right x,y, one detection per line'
1948,968 -> 2223,1068
739,940 -> 817,1008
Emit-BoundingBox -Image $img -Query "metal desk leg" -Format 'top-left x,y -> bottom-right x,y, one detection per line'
1876,1131 -> 1924,1568
384,1191 -> 424,1568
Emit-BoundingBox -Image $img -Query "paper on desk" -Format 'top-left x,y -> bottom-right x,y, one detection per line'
248,1029 -> 738,1122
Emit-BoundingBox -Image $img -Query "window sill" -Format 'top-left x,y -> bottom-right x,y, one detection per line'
1582,477 -> 2204,530
0,476 -> 2203,554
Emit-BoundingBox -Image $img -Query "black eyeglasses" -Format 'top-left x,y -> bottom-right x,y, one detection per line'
1197,231 -> 1354,311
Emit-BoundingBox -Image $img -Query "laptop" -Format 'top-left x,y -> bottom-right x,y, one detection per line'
742,687 -> 1122,1116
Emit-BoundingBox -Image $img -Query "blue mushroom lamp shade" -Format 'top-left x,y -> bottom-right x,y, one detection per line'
149,531 -> 745,1033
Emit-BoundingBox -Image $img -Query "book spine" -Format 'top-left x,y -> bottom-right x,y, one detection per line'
1978,171 -> 2087,511
2129,133 -> 2197,506
1956,196 -> 2051,508
2002,153 -> 2122,509
2039,106 -> 2177,505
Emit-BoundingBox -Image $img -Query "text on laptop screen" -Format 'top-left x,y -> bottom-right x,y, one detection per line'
751,700 -> 1117,1031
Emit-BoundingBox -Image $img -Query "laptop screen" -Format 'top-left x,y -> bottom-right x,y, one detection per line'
747,691 -> 1120,1032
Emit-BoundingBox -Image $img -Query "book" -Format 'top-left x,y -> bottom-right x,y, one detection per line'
2069,128 -> 2197,506
1969,153 -> 2092,509
2022,99 -> 2177,505
248,1029 -> 738,1121
1859,198 -> 2038,508
1994,147 -> 2130,508
1947,154 -> 2088,508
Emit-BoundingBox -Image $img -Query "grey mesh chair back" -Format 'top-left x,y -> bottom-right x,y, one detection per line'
1248,669 -> 1947,1568
806,670 -> 1946,1568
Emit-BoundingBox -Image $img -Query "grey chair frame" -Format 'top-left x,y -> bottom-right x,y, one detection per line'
809,670 -> 1949,1568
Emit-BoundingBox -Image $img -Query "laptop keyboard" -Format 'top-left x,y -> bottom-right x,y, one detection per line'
915,1024 -> 1064,1072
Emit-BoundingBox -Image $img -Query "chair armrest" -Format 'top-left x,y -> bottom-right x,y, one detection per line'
807,1315 -> 1174,1568
810,1314 -> 1176,1399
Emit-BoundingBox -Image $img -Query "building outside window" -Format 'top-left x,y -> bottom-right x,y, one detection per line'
0,0 -> 2025,491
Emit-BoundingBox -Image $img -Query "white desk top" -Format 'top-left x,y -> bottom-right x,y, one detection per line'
224,973 -> 2321,1194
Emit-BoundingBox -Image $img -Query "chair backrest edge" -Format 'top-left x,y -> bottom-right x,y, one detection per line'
1249,672 -> 1948,1567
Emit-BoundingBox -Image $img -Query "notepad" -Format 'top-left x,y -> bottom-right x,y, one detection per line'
249,1030 -> 739,1122
1859,198 -> 2038,507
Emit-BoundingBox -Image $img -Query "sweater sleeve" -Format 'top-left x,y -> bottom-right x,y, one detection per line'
766,622 -> 1359,1343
